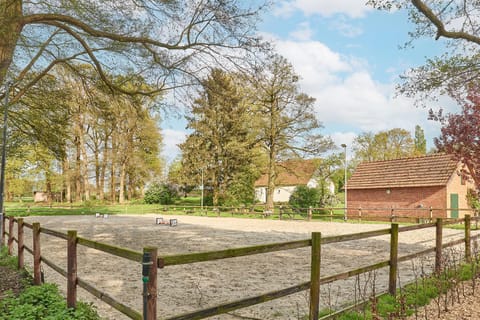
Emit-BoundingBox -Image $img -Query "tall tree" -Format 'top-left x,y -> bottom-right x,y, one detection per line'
0,1 -> 267,101
353,128 -> 415,162
368,0 -> 480,103
414,125 -> 427,155
180,69 -> 260,206
254,54 -> 334,210
433,89 -> 480,186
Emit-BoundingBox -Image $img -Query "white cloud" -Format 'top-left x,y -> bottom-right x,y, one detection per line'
289,22 -> 313,41
161,128 -> 186,163
330,18 -> 363,38
272,37 -> 445,147
275,0 -> 373,18
274,39 -> 352,87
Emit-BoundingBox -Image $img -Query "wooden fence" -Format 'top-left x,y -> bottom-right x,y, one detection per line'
1,213 -> 479,320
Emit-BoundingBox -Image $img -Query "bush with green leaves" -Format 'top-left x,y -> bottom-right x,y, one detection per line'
0,283 -> 101,320
289,185 -> 320,209
144,183 -> 178,205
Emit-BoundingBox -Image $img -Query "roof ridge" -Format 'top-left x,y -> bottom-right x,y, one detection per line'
359,153 -> 451,164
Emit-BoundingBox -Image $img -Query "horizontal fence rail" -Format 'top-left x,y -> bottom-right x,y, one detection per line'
1,212 -> 479,320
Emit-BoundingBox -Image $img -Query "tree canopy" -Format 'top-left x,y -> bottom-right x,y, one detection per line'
433,89 -> 480,186
1,0 -> 268,102
352,128 -> 416,162
368,0 -> 480,103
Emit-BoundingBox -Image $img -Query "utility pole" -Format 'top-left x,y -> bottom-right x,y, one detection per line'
341,144 -> 347,221
0,82 -> 10,246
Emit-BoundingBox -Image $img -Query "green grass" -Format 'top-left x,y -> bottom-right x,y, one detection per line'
318,260 -> 480,320
0,246 -> 18,269
0,246 -> 101,320
0,283 -> 101,320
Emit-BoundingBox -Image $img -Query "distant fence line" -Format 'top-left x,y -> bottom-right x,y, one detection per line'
13,202 -> 479,223
1,213 -> 479,320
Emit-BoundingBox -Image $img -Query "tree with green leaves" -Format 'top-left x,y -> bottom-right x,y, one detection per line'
1,1 -> 268,99
367,0 -> 480,103
414,124 -> 427,155
352,128 -> 415,162
253,54 -> 334,210
179,69 -> 261,206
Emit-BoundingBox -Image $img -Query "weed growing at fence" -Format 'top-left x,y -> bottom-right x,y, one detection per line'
0,246 -> 101,320
0,246 -> 17,269
0,283 -> 101,320
318,255 -> 480,319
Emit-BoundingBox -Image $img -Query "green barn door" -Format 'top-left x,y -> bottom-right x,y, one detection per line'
450,193 -> 459,218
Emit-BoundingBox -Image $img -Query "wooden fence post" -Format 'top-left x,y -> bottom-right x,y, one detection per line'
390,208 -> 395,223
17,218 -> 24,269
7,216 -> 13,255
309,232 -> 322,320
389,224 -> 399,296
67,230 -> 78,308
358,207 -> 362,222
308,207 -> 312,221
435,218 -> 443,274
465,214 -> 471,263
143,247 -> 158,320
33,222 -> 42,285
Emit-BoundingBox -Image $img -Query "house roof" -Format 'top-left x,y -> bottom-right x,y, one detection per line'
254,159 -> 319,187
347,154 -> 459,190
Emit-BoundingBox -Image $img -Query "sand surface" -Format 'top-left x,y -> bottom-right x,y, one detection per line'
15,214 -> 476,320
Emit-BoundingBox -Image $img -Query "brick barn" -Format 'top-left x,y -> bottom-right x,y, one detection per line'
346,154 -> 477,219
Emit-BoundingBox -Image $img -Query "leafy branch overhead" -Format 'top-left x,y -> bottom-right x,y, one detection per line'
367,0 -> 480,102
0,0 -> 269,102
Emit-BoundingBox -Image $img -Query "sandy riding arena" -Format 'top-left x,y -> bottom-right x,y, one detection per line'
18,215 -> 476,320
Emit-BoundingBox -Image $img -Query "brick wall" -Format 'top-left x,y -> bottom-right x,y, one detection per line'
347,186 -> 447,218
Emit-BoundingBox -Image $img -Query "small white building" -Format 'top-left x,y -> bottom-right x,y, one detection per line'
254,159 -> 334,203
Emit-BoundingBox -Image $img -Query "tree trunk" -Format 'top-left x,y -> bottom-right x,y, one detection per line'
266,156 -> 276,211
110,133 -> 117,203
80,132 -> 89,201
119,161 -> 126,204
74,135 -> 82,202
63,158 -> 72,203
99,136 -> 109,201
0,0 -> 22,85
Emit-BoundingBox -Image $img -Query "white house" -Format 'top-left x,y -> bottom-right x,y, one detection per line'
254,159 -> 335,203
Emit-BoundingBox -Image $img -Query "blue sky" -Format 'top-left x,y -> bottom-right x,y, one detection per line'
161,1 -> 458,163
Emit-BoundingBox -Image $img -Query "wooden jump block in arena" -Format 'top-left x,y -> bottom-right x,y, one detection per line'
95,213 -> 109,218
155,217 -> 178,227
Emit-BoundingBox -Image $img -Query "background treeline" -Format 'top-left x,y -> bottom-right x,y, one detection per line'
6,65 -> 162,203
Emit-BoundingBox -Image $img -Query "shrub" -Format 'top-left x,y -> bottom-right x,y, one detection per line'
144,183 -> 178,205
289,186 -> 320,209
0,283 -> 100,320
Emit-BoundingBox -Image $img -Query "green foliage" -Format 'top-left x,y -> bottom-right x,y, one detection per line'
352,128 -> 415,162
0,283 -> 100,320
0,246 -> 18,269
289,186 -> 320,209
467,188 -> 480,210
144,183 -> 178,205
414,125 -> 427,155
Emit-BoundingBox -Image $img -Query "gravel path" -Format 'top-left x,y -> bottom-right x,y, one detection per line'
14,214 -> 476,320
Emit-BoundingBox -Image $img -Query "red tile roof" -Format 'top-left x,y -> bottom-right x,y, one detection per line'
347,154 -> 458,189
254,159 -> 319,187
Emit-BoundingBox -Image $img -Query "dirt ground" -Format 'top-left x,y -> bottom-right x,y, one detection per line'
14,214 -> 476,320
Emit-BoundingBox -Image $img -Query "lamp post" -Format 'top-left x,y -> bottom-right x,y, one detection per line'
341,144 -> 347,221
200,168 -> 204,212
